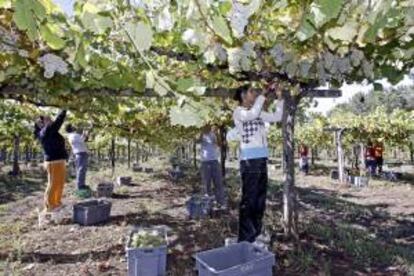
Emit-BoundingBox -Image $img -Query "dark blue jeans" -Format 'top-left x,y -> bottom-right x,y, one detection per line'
201,160 -> 225,205
75,152 -> 88,190
238,158 -> 268,242
365,159 -> 377,175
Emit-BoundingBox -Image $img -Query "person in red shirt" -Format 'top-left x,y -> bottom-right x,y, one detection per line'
299,144 -> 309,174
374,142 -> 384,174
365,141 -> 377,175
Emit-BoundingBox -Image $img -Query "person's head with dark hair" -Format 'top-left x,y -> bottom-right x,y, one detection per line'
35,115 -> 52,129
234,84 -> 257,106
65,124 -> 75,133
34,115 -> 51,138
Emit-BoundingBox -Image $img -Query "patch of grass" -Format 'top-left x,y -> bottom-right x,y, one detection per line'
286,247 -> 316,274
299,189 -> 385,223
0,222 -> 24,252
0,261 -> 22,276
0,204 -> 8,215
305,219 -> 414,271
116,186 -> 129,195
0,173 -> 44,204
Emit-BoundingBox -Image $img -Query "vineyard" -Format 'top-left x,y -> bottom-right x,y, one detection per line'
1,0 -> 414,275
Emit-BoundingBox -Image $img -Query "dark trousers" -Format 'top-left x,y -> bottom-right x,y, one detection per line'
75,152 -> 88,190
376,157 -> 383,173
238,158 -> 268,242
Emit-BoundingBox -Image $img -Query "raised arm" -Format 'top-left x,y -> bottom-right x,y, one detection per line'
49,110 -> 67,132
233,95 -> 266,122
81,130 -> 89,142
260,100 -> 284,123
33,123 -> 41,139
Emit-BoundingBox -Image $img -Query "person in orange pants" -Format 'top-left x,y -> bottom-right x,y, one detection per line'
34,110 -> 68,213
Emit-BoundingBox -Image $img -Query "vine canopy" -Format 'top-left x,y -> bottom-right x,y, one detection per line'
0,0 -> 413,132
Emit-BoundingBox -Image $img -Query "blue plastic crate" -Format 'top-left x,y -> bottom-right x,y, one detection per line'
195,242 -> 275,276
73,200 -> 111,226
126,227 -> 168,276
186,195 -> 214,220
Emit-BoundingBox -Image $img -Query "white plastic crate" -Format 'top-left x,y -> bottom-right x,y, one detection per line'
126,227 -> 168,276
117,176 -> 132,185
195,242 -> 275,276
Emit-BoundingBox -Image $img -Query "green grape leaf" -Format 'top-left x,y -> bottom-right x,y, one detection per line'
146,71 -> 170,96
39,0 -> 60,14
125,22 -> 153,51
309,0 -> 343,28
0,0 -> 11,8
169,104 -> 203,127
40,23 -> 66,50
296,17 -> 316,41
364,9 -> 400,43
74,41 -> 89,69
212,15 -> 233,45
327,21 -> 358,42
80,3 -> 113,34
176,78 -> 195,92
13,0 -> 45,40
176,78 -> 205,95
0,71 -> 5,82
218,1 -> 232,14
154,82 -> 169,96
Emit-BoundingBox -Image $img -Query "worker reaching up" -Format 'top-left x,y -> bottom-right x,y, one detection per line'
66,124 -> 91,197
232,82 -> 284,243
34,110 -> 68,216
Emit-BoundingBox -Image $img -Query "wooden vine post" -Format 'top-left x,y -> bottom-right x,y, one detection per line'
110,137 -> 116,175
12,135 -> 20,176
219,125 -> 227,179
127,138 -> 131,168
281,90 -> 299,236
282,88 -> 342,236
324,127 -> 348,183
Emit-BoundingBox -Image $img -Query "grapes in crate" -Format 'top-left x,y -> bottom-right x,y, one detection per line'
131,229 -> 165,248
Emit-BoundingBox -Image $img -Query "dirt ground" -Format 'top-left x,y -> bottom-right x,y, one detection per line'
0,159 -> 413,276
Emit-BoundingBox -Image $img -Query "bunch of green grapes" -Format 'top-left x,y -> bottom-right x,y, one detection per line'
131,230 -> 165,248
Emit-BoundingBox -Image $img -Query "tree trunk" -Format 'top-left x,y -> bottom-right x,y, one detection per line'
12,135 -> 20,176
25,146 -> 31,163
135,143 -> 140,164
1,147 -> 7,163
116,145 -> 120,162
127,138 -> 131,168
360,143 -> 365,176
32,148 -> 37,161
111,138 -> 116,174
311,147 -> 316,165
219,125 -> 227,178
409,142 -> 414,164
336,130 -> 346,183
282,93 -> 298,237
193,141 -> 197,169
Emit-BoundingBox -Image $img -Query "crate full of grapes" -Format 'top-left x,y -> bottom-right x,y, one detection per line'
126,227 -> 168,276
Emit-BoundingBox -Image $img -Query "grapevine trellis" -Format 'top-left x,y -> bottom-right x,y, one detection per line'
1,0 -> 413,236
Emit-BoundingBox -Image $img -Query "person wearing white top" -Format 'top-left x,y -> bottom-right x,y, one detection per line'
232,82 -> 284,243
65,124 -> 89,190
